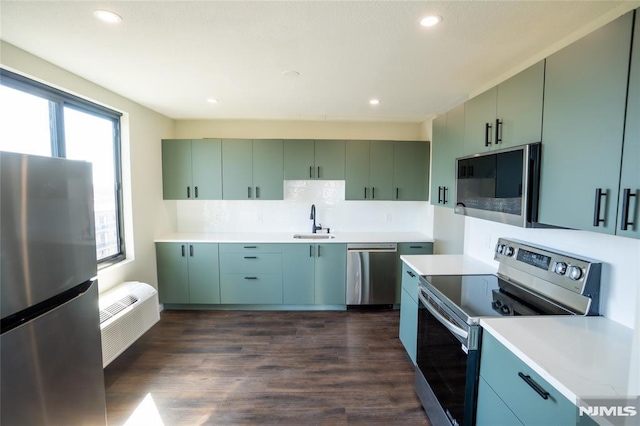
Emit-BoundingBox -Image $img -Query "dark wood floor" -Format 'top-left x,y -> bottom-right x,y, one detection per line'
104,309 -> 430,425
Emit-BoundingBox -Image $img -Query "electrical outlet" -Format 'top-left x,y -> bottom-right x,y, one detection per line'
484,233 -> 492,249
214,213 -> 222,224
386,213 -> 392,222
257,213 -> 264,223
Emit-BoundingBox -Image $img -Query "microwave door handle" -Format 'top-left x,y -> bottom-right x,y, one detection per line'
419,290 -> 468,340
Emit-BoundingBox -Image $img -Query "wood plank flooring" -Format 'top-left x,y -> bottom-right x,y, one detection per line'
104,309 -> 430,426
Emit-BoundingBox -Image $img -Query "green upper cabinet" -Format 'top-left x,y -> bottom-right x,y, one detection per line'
463,61 -> 544,155
538,13 -> 633,235
222,139 -> 283,200
393,141 -> 430,201
253,139 -> 284,200
345,140 -> 394,200
283,139 -> 345,180
431,104 -> 464,208
617,16 -> 640,240
162,139 -> 222,200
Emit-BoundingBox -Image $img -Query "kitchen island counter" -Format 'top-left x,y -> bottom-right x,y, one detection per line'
400,254 -> 496,276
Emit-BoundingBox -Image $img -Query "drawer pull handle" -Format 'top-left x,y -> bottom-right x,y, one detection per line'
406,271 -> 416,278
244,256 -> 257,259
409,245 -> 422,249
244,277 -> 258,280
243,246 -> 257,249
518,372 -> 549,400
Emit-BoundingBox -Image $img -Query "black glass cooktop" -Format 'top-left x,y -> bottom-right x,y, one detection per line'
420,274 -> 570,323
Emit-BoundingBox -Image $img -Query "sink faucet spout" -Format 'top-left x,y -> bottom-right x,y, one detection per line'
310,204 -> 317,233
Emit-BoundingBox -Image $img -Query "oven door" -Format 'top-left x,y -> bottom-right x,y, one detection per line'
415,286 -> 480,426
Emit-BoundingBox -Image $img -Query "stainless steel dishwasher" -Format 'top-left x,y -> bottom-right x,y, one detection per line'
346,243 -> 398,306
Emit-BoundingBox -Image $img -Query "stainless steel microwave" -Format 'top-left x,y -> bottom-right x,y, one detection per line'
455,143 -> 541,227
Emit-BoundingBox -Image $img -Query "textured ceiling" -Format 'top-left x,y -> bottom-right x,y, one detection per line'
1,1 -> 637,122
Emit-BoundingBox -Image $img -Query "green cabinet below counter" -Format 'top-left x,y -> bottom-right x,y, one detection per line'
156,242 -> 220,304
282,243 -> 347,305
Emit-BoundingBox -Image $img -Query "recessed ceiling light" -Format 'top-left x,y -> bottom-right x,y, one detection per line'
420,15 -> 442,27
369,99 -> 381,106
282,70 -> 300,79
93,10 -> 123,24
207,98 -> 219,104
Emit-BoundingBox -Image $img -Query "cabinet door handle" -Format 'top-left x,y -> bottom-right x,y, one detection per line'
484,122 -> 493,146
372,187 -> 375,199
396,187 -> 399,199
364,187 -> 367,199
256,187 -> 260,199
195,186 -> 199,198
593,188 -> 607,227
181,244 -> 185,257
495,118 -> 503,144
247,186 -> 252,199
189,245 -> 194,257
309,245 -> 313,257
309,166 -> 313,178
317,245 -> 321,257
244,276 -> 258,280
438,186 -> 443,203
187,187 -> 191,199
443,187 -> 448,204
518,372 -> 550,400
244,256 -> 257,259
406,270 -> 416,278
317,166 -> 321,179
621,188 -> 637,231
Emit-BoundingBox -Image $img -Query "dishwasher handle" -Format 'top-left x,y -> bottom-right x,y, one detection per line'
347,243 -> 397,252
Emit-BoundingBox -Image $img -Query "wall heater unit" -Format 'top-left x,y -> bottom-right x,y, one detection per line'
99,281 -> 160,367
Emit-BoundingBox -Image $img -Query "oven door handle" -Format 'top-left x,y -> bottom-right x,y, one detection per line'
419,290 -> 469,340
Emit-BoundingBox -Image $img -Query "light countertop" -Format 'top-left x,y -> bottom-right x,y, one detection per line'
155,231 -> 434,244
481,316 -> 639,404
400,254 -> 497,276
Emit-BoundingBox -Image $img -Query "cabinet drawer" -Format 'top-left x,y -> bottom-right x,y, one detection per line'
219,243 -> 282,254
400,263 -> 420,299
398,242 -> 433,255
480,332 -> 577,425
219,252 -> 282,274
476,377 -> 523,426
220,273 -> 283,304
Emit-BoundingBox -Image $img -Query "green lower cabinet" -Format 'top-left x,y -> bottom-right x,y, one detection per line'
399,286 -> 418,364
220,274 -> 283,304
479,332 -> 596,426
314,244 -> 347,305
396,242 -> 433,302
282,244 -> 315,304
476,377 -> 524,426
156,242 -> 220,304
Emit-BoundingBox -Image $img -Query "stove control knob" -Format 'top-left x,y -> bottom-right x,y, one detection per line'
568,266 -> 583,281
496,244 -> 504,254
503,246 -> 515,257
491,300 -> 502,310
554,262 -> 568,275
500,305 -> 511,315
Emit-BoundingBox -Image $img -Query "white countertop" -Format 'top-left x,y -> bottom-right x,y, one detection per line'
481,316 -> 639,404
400,254 -> 497,276
155,231 -> 434,244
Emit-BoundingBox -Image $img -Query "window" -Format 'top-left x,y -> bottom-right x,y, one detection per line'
0,69 -> 125,266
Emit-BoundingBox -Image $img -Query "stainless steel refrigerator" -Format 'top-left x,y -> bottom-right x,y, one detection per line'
0,151 -> 107,425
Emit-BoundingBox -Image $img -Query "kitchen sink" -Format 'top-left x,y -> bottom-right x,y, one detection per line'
292,233 -> 335,240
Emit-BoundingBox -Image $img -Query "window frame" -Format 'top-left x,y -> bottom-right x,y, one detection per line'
1,68 -> 126,267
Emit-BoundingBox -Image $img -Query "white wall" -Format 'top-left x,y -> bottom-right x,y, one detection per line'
173,119 -> 434,236
0,41 -> 175,293
464,217 -> 640,329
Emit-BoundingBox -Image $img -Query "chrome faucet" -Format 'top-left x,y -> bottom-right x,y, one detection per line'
310,204 -> 322,233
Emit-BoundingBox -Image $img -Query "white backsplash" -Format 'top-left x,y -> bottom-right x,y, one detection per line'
463,216 -> 640,329
176,180 -> 433,234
